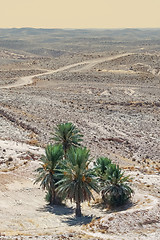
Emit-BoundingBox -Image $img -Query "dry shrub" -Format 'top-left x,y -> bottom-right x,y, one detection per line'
27,138 -> 39,146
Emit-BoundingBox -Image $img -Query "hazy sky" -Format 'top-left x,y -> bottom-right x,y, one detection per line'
1,0 -> 160,29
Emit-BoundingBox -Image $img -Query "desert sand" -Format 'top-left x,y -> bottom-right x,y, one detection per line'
0,28 -> 159,239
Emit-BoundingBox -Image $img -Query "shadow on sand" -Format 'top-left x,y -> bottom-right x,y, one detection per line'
38,204 -> 74,216
92,199 -> 134,213
61,215 -> 96,226
38,204 -> 98,226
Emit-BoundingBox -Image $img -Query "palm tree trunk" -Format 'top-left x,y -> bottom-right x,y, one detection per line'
50,188 -> 56,205
50,188 -> 62,205
64,147 -> 67,159
75,201 -> 82,217
101,190 -> 106,203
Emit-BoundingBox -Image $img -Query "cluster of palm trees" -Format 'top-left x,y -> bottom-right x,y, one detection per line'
35,122 -> 133,217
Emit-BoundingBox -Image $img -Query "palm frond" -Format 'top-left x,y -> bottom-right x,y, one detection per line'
34,144 -> 64,205
51,122 -> 83,155
102,164 -> 133,206
56,147 -> 99,206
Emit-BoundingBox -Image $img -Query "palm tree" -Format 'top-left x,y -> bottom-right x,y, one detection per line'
51,122 -> 83,157
93,157 -> 112,184
102,164 -> 133,207
34,144 -> 63,205
93,157 -> 112,201
56,147 -> 99,217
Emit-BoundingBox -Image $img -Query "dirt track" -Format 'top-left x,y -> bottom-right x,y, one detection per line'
0,53 -> 134,89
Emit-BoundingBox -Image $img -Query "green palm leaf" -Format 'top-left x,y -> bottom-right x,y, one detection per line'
102,164 -> 133,207
34,144 -> 63,205
56,147 -> 99,217
51,122 -> 83,156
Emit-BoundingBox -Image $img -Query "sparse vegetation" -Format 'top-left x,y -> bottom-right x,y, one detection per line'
35,122 -> 133,215
34,144 -> 63,205
0,29 -> 160,239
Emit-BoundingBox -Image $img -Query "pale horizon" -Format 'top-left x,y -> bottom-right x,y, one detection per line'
1,0 -> 160,29
1,27 -> 160,30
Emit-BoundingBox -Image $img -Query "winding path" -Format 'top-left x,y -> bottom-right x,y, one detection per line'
0,53 -> 134,89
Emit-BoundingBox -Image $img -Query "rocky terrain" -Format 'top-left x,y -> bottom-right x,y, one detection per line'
0,29 -> 159,239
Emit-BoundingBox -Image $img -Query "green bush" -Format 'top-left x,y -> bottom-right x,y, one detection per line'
35,122 -> 134,210
102,164 -> 133,207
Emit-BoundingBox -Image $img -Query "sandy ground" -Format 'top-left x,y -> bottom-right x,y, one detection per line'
0,42 -> 160,239
0,140 -> 159,240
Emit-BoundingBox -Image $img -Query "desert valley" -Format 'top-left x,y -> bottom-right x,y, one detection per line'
0,28 -> 159,239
